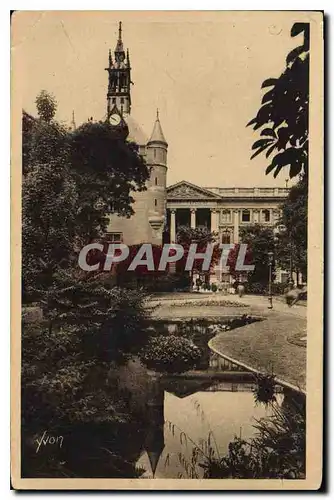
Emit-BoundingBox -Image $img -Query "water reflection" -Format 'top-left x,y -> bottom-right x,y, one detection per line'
137,389 -> 280,478
119,358 -> 284,478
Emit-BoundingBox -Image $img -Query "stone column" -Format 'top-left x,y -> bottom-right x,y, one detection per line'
273,209 -> 280,224
210,209 -> 219,233
233,209 -> 239,243
253,209 -> 260,223
190,208 -> 196,229
170,209 -> 176,243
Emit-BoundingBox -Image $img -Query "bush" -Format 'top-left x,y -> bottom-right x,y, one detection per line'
140,335 -> 202,374
246,282 -> 268,295
134,273 -> 191,293
246,281 -> 289,296
271,282 -> 289,295
211,283 -> 218,293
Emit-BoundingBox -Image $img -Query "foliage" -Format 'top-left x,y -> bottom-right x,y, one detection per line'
22,163 -> 78,300
239,224 -> 276,285
137,273 -> 191,292
201,400 -> 305,479
69,122 -> 149,243
253,373 -> 277,406
21,283 -> 151,477
275,178 -> 308,279
176,225 -> 221,275
22,282 -> 150,421
167,394 -> 305,480
140,335 -> 202,374
248,23 -> 309,180
35,90 -> 57,122
22,91 -> 150,302
36,269 -> 151,358
211,283 -> 218,292
21,90 -> 153,478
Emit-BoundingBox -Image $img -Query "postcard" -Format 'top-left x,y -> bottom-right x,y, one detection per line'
11,10 -> 323,490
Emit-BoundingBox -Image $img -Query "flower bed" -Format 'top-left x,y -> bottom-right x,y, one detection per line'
168,300 -> 249,308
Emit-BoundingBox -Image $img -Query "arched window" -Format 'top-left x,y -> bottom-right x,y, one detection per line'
155,177 -> 158,186
154,199 -> 157,208
154,149 -> 156,159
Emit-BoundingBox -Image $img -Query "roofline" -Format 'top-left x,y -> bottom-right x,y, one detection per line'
166,180 -> 223,199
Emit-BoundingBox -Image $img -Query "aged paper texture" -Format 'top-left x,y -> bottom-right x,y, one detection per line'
11,10 -> 323,490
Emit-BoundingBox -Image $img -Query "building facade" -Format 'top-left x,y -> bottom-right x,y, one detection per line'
104,23 -> 290,284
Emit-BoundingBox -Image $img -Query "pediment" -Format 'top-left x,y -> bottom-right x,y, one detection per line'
167,181 -> 222,200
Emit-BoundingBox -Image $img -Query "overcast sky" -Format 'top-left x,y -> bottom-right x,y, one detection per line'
13,11 -> 304,187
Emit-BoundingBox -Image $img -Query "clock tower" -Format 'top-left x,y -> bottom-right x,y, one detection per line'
105,22 -> 168,247
106,21 -> 132,117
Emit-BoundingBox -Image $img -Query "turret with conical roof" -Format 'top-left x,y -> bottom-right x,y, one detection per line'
148,109 -> 168,146
147,110 -> 168,244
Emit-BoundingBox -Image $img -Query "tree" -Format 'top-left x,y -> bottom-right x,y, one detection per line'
248,23 -> 309,180
35,89 -> 57,123
275,178 -> 307,280
21,90 -> 154,478
22,91 -> 150,301
69,121 -> 149,244
22,98 -> 78,299
176,225 -> 220,281
239,224 -> 276,286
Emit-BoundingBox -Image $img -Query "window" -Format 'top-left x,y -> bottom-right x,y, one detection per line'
154,199 -> 157,208
112,97 -> 116,104
155,177 -> 158,186
154,149 -> 156,159
241,209 -> 250,222
221,231 -> 231,244
120,97 -> 124,104
105,232 -> 123,243
261,209 -> 271,222
221,210 -> 231,223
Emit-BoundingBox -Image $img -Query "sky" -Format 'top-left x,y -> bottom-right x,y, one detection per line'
13,11 -> 304,188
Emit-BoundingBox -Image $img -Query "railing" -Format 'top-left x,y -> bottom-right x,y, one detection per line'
204,187 -> 289,197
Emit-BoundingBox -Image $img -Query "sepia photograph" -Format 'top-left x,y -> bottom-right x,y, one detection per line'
11,10 -> 323,490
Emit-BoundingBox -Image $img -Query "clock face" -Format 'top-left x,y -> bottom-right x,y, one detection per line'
110,114 -> 121,126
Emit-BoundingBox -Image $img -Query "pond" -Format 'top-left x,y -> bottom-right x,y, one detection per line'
135,383 -> 283,478
117,316 -> 286,479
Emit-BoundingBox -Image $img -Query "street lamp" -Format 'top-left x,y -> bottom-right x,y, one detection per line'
288,233 -> 294,290
268,251 -> 274,309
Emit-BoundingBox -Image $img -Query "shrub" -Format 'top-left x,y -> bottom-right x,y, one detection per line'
140,335 -> 202,374
211,283 -> 218,293
271,282 -> 289,295
134,273 -> 191,293
246,281 -> 289,296
246,282 -> 268,295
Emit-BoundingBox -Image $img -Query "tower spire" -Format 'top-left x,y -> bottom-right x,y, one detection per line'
70,110 -> 76,130
115,21 -> 124,53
